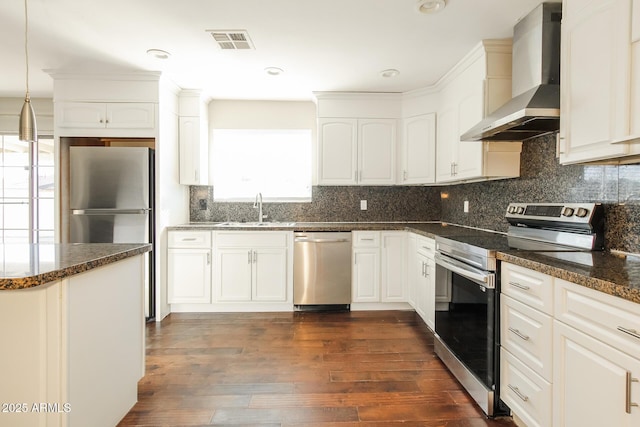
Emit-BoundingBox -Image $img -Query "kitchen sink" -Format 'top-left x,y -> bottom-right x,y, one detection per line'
215,221 -> 296,227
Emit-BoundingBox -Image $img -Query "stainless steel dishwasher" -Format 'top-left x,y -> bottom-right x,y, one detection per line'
293,232 -> 352,308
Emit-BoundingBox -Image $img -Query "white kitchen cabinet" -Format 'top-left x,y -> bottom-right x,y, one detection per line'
559,0 -> 637,163
168,231 -> 212,304
214,231 -> 289,303
412,235 -> 436,330
400,113 -> 436,184
435,40 -> 521,183
500,262 -> 554,427
352,231 -> 407,304
352,247 -> 380,302
380,231 -> 407,302
554,320 -> 640,427
317,118 -> 396,185
56,101 -> 156,130
178,90 -> 209,185
407,233 -> 418,308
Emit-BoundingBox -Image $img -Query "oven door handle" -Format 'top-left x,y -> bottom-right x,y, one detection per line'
434,253 -> 495,289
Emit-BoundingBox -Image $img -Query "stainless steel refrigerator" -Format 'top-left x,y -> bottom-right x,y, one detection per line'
69,146 -> 155,319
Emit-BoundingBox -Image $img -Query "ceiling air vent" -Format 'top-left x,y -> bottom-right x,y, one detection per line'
207,30 -> 255,50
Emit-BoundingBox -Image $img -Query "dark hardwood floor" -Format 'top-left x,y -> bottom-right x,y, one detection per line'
118,310 -> 516,426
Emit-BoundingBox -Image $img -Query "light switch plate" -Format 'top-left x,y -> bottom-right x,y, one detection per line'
360,200 -> 367,210
463,200 -> 469,213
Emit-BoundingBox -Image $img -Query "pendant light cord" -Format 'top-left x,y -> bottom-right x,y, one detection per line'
24,0 -> 30,98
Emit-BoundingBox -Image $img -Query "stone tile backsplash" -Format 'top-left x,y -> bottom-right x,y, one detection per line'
190,134 -> 640,253
190,185 -> 442,223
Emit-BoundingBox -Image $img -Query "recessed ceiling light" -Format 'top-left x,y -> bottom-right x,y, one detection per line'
146,49 -> 171,59
264,67 -> 284,76
416,0 -> 447,14
380,69 -> 400,78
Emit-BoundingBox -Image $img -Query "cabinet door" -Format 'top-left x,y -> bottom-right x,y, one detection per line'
435,106 -> 457,183
216,249 -> 252,301
168,248 -> 211,303
415,253 -> 428,320
424,257 -> 436,331
56,102 -> 106,128
358,119 -> 396,185
559,0 -> 631,163
406,235 -> 417,308
352,248 -> 380,302
252,248 -> 287,301
380,232 -> 406,302
554,320 -> 640,427
317,118 -> 358,185
106,103 -> 155,129
179,116 -> 208,185
401,114 -> 436,184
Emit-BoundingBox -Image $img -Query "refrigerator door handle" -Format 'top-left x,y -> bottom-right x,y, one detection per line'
71,209 -> 152,215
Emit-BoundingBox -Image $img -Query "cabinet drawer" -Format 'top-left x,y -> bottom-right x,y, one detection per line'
501,263 -> 554,315
500,347 -> 552,427
501,295 -> 553,381
215,231 -> 290,248
168,230 -> 212,248
555,278 -> 640,359
416,236 -> 435,257
353,231 -> 380,247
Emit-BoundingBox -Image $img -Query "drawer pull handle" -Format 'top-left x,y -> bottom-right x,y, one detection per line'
508,384 -> 529,402
248,251 -> 252,264
510,282 -> 530,291
618,327 -> 640,340
626,372 -> 639,414
181,238 -> 197,241
509,327 -> 530,341
361,238 -> 375,241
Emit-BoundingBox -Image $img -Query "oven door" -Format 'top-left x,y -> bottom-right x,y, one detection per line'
434,252 -> 501,415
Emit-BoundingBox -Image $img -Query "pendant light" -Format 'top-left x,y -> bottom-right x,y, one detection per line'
19,0 -> 37,143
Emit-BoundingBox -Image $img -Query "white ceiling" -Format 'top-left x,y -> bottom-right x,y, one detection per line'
0,0 -> 550,101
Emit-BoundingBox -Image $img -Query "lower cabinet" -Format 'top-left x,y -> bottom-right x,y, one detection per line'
214,231 -> 290,303
168,230 -> 292,310
168,230 -> 212,304
413,235 -> 435,330
352,231 -> 407,305
500,262 -> 640,427
553,320 -> 640,427
216,247 -> 288,302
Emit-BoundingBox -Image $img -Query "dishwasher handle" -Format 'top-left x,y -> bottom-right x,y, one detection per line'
295,237 -> 351,243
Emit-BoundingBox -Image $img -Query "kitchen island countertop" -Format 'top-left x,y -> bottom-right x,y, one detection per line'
0,243 -> 152,290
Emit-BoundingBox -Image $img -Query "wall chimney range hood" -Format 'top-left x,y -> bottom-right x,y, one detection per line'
462,2 -> 562,142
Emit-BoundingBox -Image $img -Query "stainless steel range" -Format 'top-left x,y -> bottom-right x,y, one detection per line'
433,203 -> 604,417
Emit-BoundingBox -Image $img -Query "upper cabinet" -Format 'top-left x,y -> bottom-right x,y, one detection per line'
50,71 -> 162,138
315,93 -> 400,186
399,113 -> 436,184
56,102 -> 156,132
435,40 -> 522,183
559,0 -> 640,163
178,90 -> 209,185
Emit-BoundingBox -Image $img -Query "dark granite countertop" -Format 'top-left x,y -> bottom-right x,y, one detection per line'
0,243 -> 152,291
170,221 -> 640,305
168,221 -> 491,237
497,250 -> 640,304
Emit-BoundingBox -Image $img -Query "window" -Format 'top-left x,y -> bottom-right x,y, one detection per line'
211,129 -> 312,201
0,135 -> 54,243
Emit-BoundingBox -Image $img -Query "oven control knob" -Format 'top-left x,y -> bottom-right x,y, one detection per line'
516,206 -> 525,214
575,207 -> 589,218
507,206 -> 517,214
562,207 -> 575,217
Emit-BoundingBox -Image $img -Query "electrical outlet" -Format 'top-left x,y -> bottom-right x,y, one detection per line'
463,200 -> 469,213
360,200 -> 367,210
199,199 -> 207,210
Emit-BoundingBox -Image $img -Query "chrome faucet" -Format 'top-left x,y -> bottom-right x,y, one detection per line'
253,192 -> 266,223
